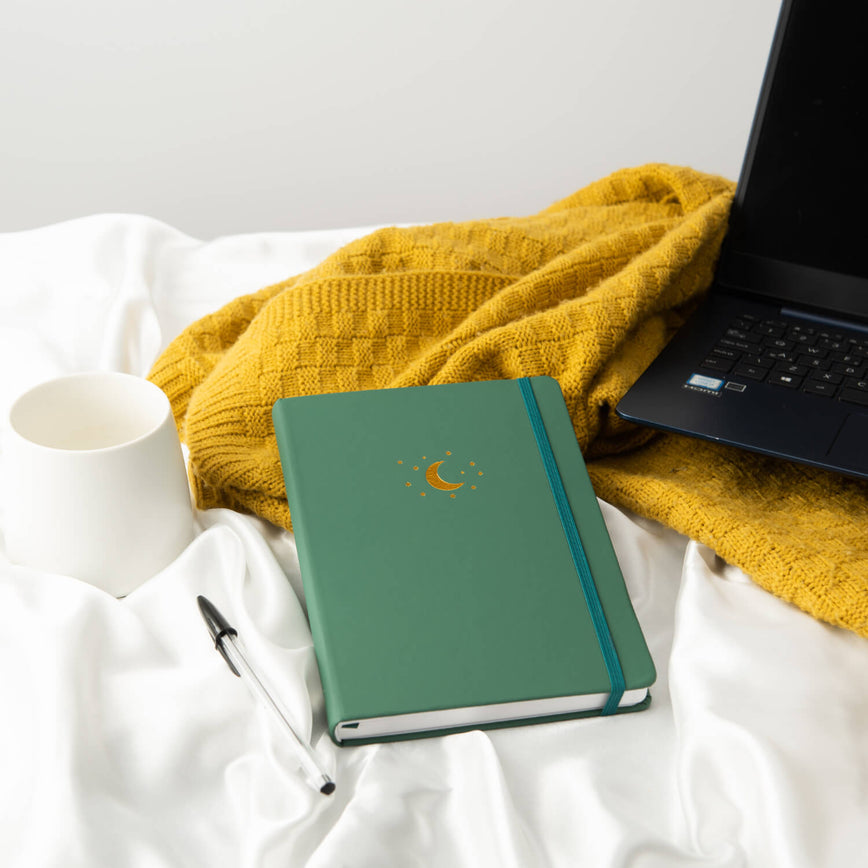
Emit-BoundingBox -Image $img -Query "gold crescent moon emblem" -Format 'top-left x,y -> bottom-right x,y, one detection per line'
425,460 -> 464,492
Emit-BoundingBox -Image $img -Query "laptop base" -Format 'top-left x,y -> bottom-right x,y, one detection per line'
616,292 -> 868,480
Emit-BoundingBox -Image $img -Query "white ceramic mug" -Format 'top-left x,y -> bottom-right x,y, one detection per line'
3,372 -> 194,596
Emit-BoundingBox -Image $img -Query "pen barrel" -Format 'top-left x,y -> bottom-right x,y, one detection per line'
221,635 -> 334,794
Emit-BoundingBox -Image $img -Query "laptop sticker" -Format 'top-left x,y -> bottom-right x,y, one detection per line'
686,374 -> 724,392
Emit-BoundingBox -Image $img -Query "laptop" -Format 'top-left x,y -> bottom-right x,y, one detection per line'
616,0 -> 868,480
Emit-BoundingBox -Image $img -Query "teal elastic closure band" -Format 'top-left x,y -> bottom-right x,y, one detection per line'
517,378 -> 625,715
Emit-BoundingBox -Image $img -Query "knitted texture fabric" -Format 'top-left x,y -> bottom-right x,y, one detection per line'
149,164 -> 868,639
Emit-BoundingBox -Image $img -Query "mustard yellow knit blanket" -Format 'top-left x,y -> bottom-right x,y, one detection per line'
149,164 -> 868,639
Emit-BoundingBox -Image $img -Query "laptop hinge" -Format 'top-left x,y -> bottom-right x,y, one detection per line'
780,307 -> 868,337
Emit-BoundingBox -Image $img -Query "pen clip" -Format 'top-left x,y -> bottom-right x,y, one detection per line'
197,595 -> 241,677
214,628 -> 241,676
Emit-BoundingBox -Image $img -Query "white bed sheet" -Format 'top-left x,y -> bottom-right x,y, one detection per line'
1,215 -> 866,867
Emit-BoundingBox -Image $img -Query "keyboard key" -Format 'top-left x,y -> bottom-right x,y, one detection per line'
801,345 -> 827,358
803,380 -> 837,397
840,388 -> 868,407
768,372 -> 803,388
833,352 -> 865,365
711,346 -> 740,360
741,354 -> 774,369
700,356 -> 733,373
718,337 -> 753,352
798,356 -> 830,370
726,328 -> 762,343
791,332 -> 818,346
756,324 -> 785,337
775,362 -> 808,377
763,349 -> 797,362
733,364 -> 768,381
831,362 -> 867,378
763,337 -> 795,351
811,370 -> 843,385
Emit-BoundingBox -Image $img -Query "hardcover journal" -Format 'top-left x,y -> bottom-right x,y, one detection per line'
272,377 -> 655,744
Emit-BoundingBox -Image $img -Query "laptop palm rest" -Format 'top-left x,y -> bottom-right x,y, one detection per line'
826,415 -> 868,474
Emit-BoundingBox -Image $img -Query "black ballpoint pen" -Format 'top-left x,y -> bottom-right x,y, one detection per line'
197,595 -> 336,796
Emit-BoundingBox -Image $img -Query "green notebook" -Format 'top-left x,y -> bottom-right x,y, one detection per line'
272,377 -> 655,745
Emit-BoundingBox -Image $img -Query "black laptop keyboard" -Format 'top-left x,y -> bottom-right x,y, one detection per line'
699,313 -> 868,407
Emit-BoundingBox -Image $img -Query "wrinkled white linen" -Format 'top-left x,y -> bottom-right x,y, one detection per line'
1,215 -> 866,867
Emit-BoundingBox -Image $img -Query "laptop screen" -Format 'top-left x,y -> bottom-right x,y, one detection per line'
719,0 -> 868,321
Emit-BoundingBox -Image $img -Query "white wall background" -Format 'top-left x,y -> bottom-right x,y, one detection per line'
0,0 -> 782,239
